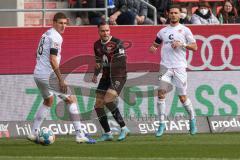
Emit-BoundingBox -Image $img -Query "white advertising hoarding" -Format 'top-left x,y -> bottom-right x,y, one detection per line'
0,71 -> 240,121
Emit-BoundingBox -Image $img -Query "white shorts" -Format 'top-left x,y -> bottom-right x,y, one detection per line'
159,67 -> 187,95
34,77 -> 71,100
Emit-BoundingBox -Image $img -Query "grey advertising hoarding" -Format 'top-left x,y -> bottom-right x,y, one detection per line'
124,116 -> 210,134
0,120 -> 102,138
208,116 -> 240,133
0,116 -> 209,138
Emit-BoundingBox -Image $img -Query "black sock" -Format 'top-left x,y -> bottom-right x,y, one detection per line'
106,101 -> 126,128
95,107 -> 111,133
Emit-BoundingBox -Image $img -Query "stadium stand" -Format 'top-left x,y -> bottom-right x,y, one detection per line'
0,0 -> 239,26
24,0 -> 68,26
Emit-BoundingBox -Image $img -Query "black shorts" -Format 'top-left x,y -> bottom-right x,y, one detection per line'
96,77 -> 126,95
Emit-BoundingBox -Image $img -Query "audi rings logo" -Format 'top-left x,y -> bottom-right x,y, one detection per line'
187,34 -> 240,70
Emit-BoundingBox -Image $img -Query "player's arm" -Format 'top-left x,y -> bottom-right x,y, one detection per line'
184,28 -> 198,52
92,46 -> 102,83
184,42 -> 197,51
112,40 -> 126,72
149,36 -> 162,53
50,50 -> 67,93
172,28 -> 198,51
94,56 -> 102,76
171,40 -> 197,51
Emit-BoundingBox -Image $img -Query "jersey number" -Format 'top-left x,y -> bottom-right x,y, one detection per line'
37,37 -> 45,55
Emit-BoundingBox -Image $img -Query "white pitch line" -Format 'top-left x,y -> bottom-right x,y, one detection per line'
0,157 -> 240,160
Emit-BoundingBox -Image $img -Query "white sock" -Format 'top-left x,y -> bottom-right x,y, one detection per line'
31,104 -> 50,135
68,103 -> 85,137
156,98 -> 166,123
183,98 -> 195,120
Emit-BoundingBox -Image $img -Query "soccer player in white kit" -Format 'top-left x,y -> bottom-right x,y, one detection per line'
27,12 -> 95,144
149,5 -> 198,137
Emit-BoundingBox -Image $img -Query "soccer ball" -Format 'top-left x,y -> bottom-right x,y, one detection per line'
38,128 -> 55,145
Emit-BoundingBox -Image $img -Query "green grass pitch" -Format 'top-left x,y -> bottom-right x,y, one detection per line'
0,133 -> 240,160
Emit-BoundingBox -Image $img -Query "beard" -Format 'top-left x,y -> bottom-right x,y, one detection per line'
170,19 -> 179,24
102,36 -> 110,42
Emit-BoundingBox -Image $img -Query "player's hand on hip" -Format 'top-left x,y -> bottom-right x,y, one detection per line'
92,75 -> 98,83
59,80 -> 68,93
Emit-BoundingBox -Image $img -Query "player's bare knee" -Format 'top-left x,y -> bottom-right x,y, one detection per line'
106,89 -> 118,97
104,89 -> 117,103
43,96 -> 54,107
70,95 -> 77,103
64,95 -> 76,104
95,93 -> 105,107
104,96 -> 116,103
95,98 -> 105,108
179,95 -> 187,103
158,90 -> 166,99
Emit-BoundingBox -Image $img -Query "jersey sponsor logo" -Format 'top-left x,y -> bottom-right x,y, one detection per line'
105,41 -> 117,53
102,41 -> 131,53
188,34 -> 240,70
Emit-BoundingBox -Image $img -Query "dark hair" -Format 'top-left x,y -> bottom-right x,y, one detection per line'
168,4 -> 181,11
198,2 -> 210,8
97,20 -> 109,28
53,12 -> 67,22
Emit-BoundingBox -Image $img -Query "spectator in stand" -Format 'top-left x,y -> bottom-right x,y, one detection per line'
190,2 -> 219,24
233,0 -> 240,15
154,0 -> 172,24
73,0 -> 107,25
74,0 -> 89,25
88,0 -> 105,25
179,7 -> 191,24
217,0 -> 239,23
109,0 -> 153,25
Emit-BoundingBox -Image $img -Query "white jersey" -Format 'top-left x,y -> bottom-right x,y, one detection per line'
34,28 -> 62,79
157,24 -> 196,68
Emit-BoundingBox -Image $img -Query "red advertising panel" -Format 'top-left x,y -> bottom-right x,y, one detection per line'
0,25 -> 239,74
